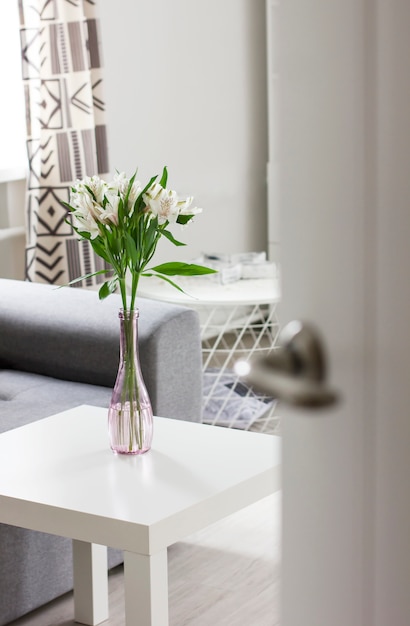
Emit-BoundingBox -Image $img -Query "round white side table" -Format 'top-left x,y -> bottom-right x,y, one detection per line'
138,276 -> 281,433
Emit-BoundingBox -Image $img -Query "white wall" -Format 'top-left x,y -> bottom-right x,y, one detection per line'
99,0 -> 268,264
0,179 -> 26,280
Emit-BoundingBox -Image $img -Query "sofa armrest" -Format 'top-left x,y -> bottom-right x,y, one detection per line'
0,279 -> 203,421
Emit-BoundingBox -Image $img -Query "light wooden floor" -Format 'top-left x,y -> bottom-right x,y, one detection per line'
10,492 -> 281,626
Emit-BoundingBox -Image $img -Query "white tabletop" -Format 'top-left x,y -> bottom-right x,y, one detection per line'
137,276 -> 281,307
0,406 -> 280,555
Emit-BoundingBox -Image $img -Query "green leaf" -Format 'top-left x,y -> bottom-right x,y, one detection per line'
89,238 -> 112,264
124,172 -> 137,213
124,232 -> 139,266
176,214 -> 195,225
141,272 -> 189,295
141,216 -> 158,255
128,172 -> 137,194
117,196 -> 125,222
161,229 -> 186,247
142,174 -> 158,196
159,166 -> 168,188
57,269 -> 113,288
98,278 -> 117,300
149,262 -> 218,276
108,233 -> 122,257
75,229 -> 92,241
133,174 -> 158,215
84,184 -> 97,202
61,200 -> 74,212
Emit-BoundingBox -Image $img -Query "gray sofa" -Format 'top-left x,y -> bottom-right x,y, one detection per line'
0,278 -> 202,625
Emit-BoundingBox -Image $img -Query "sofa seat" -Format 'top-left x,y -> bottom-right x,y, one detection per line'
0,370 -> 112,434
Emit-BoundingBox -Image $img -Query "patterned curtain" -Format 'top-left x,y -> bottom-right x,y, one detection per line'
18,0 -> 109,286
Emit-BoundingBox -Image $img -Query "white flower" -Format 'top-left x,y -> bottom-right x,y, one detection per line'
71,206 -> 101,239
70,187 -> 94,215
100,191 -> 120,226
143,182 -> 180,224
127,180 -> 142,214
83,175 -> 107,204
176,196 -> 202,223
69,186 -> 100,238
70,176 -> 119,236
111,171 -> 129,196
110,172 -> 142,214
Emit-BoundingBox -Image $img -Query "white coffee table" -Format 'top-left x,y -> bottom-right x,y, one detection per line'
0,405 -> 280,625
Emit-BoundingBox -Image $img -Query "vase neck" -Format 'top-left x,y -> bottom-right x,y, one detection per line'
118,309 -> 139,362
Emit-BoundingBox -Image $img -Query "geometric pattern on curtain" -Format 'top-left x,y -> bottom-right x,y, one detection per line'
18,0 -> 110,286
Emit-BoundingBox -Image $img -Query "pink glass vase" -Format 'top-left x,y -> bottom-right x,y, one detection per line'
108,309 -> 153,454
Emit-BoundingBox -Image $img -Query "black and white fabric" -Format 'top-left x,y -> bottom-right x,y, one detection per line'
18,0 -> 109,286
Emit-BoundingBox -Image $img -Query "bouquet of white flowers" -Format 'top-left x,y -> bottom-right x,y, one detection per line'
64,166 -> 215,310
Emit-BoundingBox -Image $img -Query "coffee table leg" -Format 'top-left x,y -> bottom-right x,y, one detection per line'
72,540 -> 109,625
124,549 -> 169,626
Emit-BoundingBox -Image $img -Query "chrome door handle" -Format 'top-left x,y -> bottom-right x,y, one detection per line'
238,320 -> 339,408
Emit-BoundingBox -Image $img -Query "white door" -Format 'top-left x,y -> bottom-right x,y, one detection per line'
275,1 -> 410,625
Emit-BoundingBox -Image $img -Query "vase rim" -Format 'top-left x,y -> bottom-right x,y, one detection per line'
118,308 -> 139,319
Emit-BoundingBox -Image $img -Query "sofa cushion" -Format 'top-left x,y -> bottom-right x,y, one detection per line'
0,370 -> 112,434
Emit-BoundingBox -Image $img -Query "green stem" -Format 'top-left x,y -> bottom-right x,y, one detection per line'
119,277 -> 128,312
130,272 -> 140,311
122,314 -> 143,451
